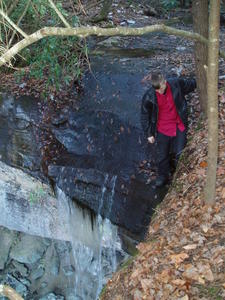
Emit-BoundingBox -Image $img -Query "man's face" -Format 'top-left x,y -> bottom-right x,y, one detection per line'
155,80 -> 167,94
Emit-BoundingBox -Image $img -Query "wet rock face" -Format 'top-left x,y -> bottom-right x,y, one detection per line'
52,109 -> 145,176
0,93 -> 41,174
48,165 -> 166,236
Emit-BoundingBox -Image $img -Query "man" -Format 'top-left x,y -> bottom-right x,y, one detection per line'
141,71 -> 196,187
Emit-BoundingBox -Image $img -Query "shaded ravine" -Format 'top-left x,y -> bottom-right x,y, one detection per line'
0,28 -> 195,299
0,28 -> 194,235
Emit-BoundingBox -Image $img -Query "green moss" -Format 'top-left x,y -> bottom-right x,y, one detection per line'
151,203 -> 162,221
29,186 -> 47,204
120,256 -> 134,270
99,284 -> 107,298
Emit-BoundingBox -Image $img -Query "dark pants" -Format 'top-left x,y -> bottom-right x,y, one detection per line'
156,128 -> 187,178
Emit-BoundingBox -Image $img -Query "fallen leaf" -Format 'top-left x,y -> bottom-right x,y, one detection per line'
198,277 -> 205,284
183,244 -> 197,250
120,126 -> 124,133
141,279 -> 152,292
217,167 -> 225,175
183,265 -> 200,282
196,168 -> 206,176
179,295 -> 189,300
199,161 -> 207,168
222,187 -> 225,199
114,296 -> 123,300
133,289 -> 143,300
201,224 -> 210,233
197,263 -> 214,282
172,279 -> 186,286
130,269 -> 142,280
170,253 -> 189,265
157,269 -> 171,283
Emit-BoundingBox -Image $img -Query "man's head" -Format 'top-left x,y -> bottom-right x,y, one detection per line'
151,71 -> 167,94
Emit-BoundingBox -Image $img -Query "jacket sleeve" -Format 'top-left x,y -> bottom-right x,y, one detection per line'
178,78 -> 197,95
141,91 -> 154,138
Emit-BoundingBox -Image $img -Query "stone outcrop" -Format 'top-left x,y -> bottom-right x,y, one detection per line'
0,226 -> 75,300
0,160 -> 70,241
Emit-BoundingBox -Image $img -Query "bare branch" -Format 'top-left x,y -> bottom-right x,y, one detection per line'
9,0 -> 31,47
76,0 -> 87,16
0,24 -> 225,67
7,0 -> 19,16
0,8 -> 28,38
48,0 -> 71,28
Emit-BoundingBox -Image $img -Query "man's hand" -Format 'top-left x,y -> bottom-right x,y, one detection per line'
148,136 -> 155,144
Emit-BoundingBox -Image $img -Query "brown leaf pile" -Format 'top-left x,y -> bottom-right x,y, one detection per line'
101,94 -> 225,299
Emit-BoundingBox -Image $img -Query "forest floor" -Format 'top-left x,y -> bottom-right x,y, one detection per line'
0,1 -> 225,299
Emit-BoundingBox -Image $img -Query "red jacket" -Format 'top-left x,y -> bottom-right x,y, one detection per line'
156,82 -> 185,136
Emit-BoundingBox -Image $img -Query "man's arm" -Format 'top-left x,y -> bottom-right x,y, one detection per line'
178,78 -> 197,95
141,92 -> 152,136
141,91 -> 155,143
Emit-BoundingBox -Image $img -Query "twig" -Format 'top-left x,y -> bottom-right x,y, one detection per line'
77,0 -> 87,16
48,0 -> 71,28
0,0 -> 9,46
183,184 -> 193,195
6,0 -> 19,16
0,8 -> 28,38
30,1 -> 40,18
86,0 -> 104,13
9,0 -> 31,47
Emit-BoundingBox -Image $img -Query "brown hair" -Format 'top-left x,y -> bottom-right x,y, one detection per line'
151,71 -> 165,89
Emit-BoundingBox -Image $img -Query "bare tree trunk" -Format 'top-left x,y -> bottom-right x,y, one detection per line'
204,0 -> 220,205
192,0 -> 208,113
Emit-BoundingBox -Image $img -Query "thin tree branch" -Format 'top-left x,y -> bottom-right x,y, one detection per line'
0,24 -> 225,67
0,8 -> 28,38
7,0 -> 19,16
9,0 -> 31,47
77,0 -> 87,16
48,0 -> 71,28
0,0 -> 9,46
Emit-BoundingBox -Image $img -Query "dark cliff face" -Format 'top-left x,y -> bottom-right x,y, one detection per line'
0,35 -> 167,236
45,65 -> 166,237
0,93 -> 42,178
0,70 -> 165,237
